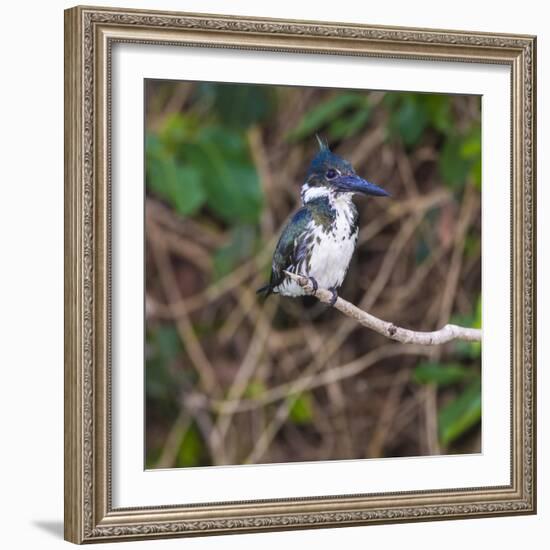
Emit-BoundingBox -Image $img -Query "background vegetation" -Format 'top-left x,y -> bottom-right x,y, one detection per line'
145,80 -> 481,468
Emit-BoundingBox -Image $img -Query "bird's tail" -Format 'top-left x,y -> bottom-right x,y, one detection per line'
256,283 -> 272,297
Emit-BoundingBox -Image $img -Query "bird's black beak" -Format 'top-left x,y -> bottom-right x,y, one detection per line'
335,174 -> 390,197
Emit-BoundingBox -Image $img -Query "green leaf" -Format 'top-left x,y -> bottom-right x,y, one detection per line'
438,379 -> 482,446
213,225 -> 257,280
202,83 -> 276,129
452,296 -> 482,359
145,326 -> 181,402
439,136 -> 471,188
146,154 -> 206,216
288,93 -> 364,141
460,126 -> 482,158
385,93 -> 455,147
414,236 -> 430,264
454,339 -> 481,360
289,393 -> 314,425
469,296 -> 482,357
471,158 -> 482,190
146,132 -> 206,216
187,128 -> 263,224
329,105 -> 371,140
473,295 -> 482,329
145,446 -> 162,469
464,233 -> 480,259
244,380 -> 267,399
389,95 -> 429,147
159,112 -> 196,151
176,424 -> 204,468
154,325 -> 182,363
172,165 -> 206,216
424,94 -> 452,134
413,362 -> 474,386
461,123 -> 482,190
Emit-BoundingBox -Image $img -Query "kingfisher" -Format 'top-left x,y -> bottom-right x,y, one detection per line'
257,137 -> 390,305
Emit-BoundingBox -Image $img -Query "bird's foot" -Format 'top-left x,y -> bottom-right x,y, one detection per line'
307,276 -> 319,295
328,287 -> 338,307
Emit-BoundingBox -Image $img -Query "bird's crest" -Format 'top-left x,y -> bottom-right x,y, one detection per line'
315,134 -> 330,152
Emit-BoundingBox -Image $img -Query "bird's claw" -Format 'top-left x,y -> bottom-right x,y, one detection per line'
308,276 -> 319,295
329,288 -> 338,307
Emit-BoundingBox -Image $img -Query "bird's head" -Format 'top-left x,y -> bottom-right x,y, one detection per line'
300,136 -> 390,204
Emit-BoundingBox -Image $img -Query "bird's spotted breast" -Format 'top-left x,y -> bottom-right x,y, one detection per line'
258,139 -> 389,300
307,209 -> 358,290
275,194 -> 359,297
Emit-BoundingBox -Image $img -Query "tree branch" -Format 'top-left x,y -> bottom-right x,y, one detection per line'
283,271 -> 481,345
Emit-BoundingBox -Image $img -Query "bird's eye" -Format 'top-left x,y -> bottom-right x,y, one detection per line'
326,169 -> 337,179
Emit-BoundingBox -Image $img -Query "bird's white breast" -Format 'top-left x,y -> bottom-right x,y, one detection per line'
278,194 -> 358,297
308,200 -> 357,289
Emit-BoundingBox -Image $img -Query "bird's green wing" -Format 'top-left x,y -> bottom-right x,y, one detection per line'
267,206 -> 313,292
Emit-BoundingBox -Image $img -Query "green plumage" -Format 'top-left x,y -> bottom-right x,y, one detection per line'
258,197 -> 336,296
257,137 -> 389,299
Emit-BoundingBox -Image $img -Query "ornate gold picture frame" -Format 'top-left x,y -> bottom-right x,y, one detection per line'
64,5 -> 536,544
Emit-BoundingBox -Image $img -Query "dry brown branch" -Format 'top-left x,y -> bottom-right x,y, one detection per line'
390,245 -> 446,304
147,221 -> 219,394
218,272 -> 266,344
247,125 -> 276,238
348,124 -> 386,166
148,224 -> 212,270
304,326 -> 354,457
283,271 -> 481,345
233,203 -> 459,461
153,235 -> 277,318
358,189 -> 450,245
396,142 -> 420,197
306,210 -> 427,374
218,208 -> 438,421
181,391 -> 226,464
147,198 -> 223,248
215,344 -> 431,415
156,410 -> 191,469
366,368 -> 409,458
423,182 -> 479,454
211,298 -> 277,462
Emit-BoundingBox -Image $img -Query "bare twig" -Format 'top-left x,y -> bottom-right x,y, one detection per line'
282,271 -> 481,345
244,394 -> 297,464
147,224 -> 212,271
366,368 -> 409,458
147,198 -> 223,248
424,182 -> 479,454
156,410 -> 191,469
357,189 -> 450,245
211,298 -> 276,462
214,344 -> 431,414
148,221 -> 219,394
153,235 -> 277,319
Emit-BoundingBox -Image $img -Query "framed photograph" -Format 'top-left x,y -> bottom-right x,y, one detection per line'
64,5 -> 537,544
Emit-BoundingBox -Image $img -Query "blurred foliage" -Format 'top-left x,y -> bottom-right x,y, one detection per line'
413,362 -> 476,386
412,297 -> 482,447
147,122 -> 263,224
146,83 -> 275,225
176,424 -> 205,468
288,93 -> 371,141
198,82 -> 276,130
145,80 -> 482,467
146,325 -> 182,405
244,380 -> 267,400
384,92 -> 481,190
146,83 -> 280,291
438,379 -> 481,447
289,393 -> 314,425
213,225 -> 257,280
